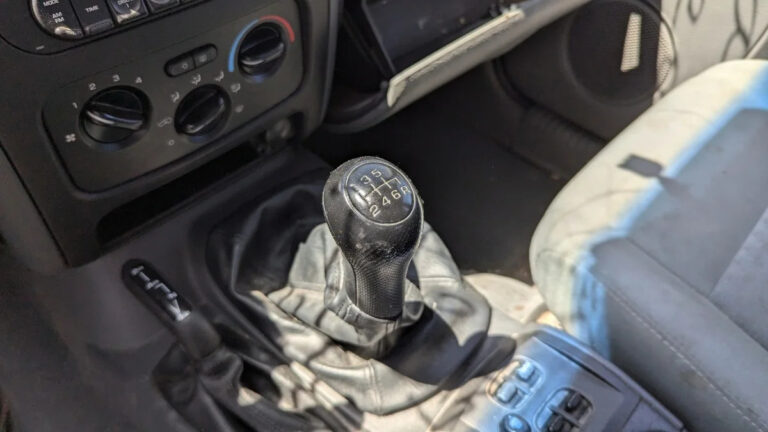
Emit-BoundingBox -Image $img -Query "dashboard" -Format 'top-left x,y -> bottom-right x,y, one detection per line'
0,0 -> 339,268
0,0 -> 587,272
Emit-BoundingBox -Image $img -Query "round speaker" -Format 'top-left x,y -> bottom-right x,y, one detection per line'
567,0 -> 676,104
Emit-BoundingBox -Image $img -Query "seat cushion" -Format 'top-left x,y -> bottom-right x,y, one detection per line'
530,60 -> 768,432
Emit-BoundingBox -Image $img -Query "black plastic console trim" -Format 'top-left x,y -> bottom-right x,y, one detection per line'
0,0 -> 340,268
0,145 -> 65,273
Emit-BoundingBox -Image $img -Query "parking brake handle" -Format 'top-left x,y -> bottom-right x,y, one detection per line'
123,260 -> 220,360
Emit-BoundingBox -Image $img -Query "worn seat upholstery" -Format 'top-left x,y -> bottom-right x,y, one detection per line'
531,60 -> 768,432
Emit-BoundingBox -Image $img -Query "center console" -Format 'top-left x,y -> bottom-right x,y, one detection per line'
0,0 -> 340,270
0,138 -> 689,430
149,153 -> 683,432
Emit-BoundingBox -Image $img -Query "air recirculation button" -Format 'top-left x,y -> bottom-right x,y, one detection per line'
237,24 -> 286,80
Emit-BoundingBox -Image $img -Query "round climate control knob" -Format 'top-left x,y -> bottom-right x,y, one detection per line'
82,87 -> 149,145
238,24 -> 286,79
174,85 -> 230,137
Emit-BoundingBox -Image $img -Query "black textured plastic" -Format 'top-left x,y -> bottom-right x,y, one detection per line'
322,157 -> 423,319
567,0 -> 674,103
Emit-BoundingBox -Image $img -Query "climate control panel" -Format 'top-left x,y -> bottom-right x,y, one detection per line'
43,1 -> 302,191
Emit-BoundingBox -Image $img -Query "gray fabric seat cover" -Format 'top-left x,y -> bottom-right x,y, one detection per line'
531,60 -> 768,432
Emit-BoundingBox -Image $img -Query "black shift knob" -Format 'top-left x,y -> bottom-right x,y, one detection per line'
323,157 -> 423,320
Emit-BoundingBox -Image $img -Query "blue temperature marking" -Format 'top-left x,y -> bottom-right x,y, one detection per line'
229,18 -> 261,72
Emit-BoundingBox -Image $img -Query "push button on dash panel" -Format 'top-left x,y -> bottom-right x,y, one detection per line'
71,0 -> 115,35
107,0 -> 148,24
31,0 -> 84,39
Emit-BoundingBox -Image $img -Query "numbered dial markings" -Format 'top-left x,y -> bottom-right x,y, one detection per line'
345,162 -> 415,223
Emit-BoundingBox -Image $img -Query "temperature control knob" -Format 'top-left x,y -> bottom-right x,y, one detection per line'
238,24 -> 287,79
82,87 -> 149,145
174,85 -> 230,137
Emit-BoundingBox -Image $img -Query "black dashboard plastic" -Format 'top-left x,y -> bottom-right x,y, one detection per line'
43,2 -> 303,190
4,0 -> 205,54
0,0 -> 339,268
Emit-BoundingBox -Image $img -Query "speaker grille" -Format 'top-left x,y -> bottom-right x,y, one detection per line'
567,0 -> 675,104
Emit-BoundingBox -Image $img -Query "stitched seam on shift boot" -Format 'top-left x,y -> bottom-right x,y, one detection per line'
604,286 -> 768,432
369,363 -> 383,414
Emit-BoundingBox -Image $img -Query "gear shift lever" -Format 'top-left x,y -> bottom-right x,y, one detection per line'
322,156 -> 423,320
209,155 -> 495,414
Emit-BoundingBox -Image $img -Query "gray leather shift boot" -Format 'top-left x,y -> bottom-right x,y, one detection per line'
272,224 -> 426,358
208,182 -> 491,415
